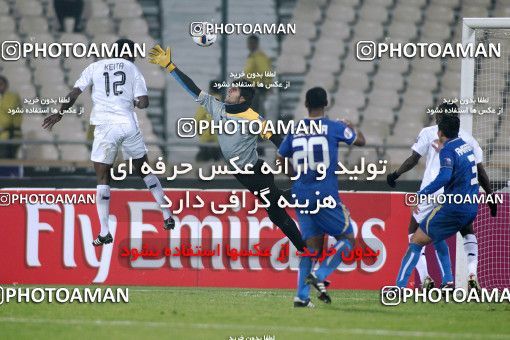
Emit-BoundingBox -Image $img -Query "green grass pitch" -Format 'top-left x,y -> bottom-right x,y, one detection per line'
0,286 -> 509,339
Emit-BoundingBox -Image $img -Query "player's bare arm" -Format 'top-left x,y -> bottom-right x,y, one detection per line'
134,95 -> 149,109
387,151 -> 421,188
477,162 -> 493,195
42,87 -> 82,130
477,162 -> 497,216
418,165 -> 452,195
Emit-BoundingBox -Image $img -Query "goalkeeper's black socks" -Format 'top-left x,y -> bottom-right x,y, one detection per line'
282,188 -> 293,202
278,217 -> 306,252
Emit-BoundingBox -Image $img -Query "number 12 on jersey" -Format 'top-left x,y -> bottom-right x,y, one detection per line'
103,71 -> 126,96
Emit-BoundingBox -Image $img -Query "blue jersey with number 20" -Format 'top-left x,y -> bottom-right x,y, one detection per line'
278,117 -> 357,202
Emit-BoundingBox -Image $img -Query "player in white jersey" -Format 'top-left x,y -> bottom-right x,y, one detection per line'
42,39 -> 174,246
387,102 -> 497,291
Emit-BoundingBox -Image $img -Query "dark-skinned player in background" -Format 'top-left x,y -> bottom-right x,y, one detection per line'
43,39 -> 175,247
388,103 -> 496,291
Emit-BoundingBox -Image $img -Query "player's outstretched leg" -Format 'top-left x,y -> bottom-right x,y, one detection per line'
396,243 -> 423,288
463,234 -> 478,276
460,224 -> 480,293
411,235 -> 432,288
434,240 -> 454,286
233,161 -> 306,251
295,235 -> 324,307
133,156 -> 175,230
314,238 -> 353,281
464,234 -> 479,277
262,189 -> 305,251
273,213 -> 306,252
294,253 -> 315,308
95,184 -> 111,238
408,218 -> 434,289
93,162 -> 114,247
268,191 -> 306,251
396,227 -> 432,287
308,235 -> 354,303
143,173 -> 175,230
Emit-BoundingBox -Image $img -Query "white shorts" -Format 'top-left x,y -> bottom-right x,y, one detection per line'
91,123 -> 147,164
412,201 -> 436,224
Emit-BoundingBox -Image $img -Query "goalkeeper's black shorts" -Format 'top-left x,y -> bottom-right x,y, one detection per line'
233,159 -> 283,205
233,159 -> 305,251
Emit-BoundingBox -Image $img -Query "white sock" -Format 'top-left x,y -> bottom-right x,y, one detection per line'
463,234 -> 478,277
96,185 -> 110,237
410,233 -> 429,282
143,174 -> 171,220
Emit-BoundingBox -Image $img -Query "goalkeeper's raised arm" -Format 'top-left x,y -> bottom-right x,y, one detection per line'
149,44 -> 227,125
148,44 -> 282,147
148,44 -> 306,252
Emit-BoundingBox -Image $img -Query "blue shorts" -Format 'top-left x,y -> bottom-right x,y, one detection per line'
419,205 -> 477,242
296,201 -> 353,240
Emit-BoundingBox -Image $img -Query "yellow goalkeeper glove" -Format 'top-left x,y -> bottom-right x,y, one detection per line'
148,45 -> 176,72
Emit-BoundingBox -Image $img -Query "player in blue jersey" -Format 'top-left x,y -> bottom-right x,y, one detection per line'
277,87 -> 366,307
395,115 -> 480,288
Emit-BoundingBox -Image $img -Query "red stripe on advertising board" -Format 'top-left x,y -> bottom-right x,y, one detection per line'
0,190 -> 412,290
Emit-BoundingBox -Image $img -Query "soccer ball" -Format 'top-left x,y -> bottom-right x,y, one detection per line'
193,34 -> 217,47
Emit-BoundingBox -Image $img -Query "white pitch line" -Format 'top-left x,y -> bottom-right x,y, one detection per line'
0,317 -> 508,339
127,289 -> 378,301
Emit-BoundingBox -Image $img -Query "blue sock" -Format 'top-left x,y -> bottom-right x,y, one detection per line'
434,240 -> 453,284
315,239 -> 353,282
297,251 -> 314,300
396,243 -> 423,288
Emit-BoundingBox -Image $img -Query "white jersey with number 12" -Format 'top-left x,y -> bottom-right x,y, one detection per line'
74,58 -> 147,126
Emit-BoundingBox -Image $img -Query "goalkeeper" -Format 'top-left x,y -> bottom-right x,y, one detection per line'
148,45 -> 306,252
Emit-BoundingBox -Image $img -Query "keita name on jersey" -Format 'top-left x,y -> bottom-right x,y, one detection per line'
103,62 -> 125,72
